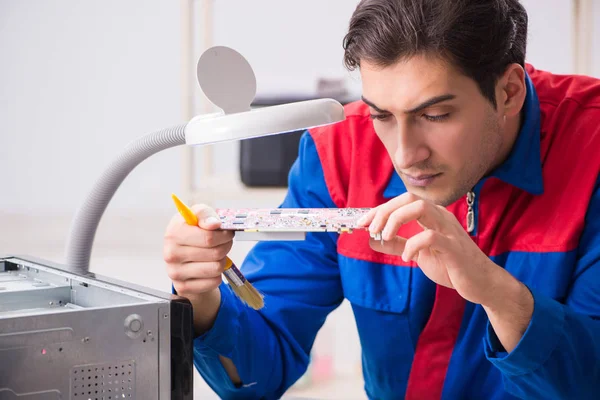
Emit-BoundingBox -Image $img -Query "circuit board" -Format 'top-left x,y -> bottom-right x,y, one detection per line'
215,207 -> 372,234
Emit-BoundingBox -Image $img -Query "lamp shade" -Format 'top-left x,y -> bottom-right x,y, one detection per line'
184,98 -> 345,145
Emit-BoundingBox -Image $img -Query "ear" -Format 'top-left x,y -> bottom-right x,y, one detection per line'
497,64 -> 526,118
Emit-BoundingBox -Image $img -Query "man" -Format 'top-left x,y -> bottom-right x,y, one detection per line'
163,0 -> 600,398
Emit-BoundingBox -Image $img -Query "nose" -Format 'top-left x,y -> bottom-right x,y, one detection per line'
394,124 -> 430,170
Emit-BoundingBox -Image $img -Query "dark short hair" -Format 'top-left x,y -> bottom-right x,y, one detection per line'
343,0 -> 528,108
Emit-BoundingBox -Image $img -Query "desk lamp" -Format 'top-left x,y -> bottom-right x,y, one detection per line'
64,46 -> 345,276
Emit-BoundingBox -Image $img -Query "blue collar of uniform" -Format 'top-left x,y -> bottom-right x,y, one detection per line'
383,72 -> 544,199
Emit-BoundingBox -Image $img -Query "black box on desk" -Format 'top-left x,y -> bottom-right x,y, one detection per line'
240,128 -> 304,187
241,96 -> 353,187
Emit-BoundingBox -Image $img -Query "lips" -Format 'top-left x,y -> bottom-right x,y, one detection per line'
403,172 -> 442,187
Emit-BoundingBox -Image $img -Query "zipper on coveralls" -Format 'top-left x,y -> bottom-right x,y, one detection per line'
466,179 -> 487,236
466,191 -> 475,234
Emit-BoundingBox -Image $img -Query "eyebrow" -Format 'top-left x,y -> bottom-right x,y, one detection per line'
361,94 -> 456,114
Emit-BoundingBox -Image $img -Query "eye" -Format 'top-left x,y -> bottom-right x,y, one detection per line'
370,113 -> 393,122
423,113 -> 450,122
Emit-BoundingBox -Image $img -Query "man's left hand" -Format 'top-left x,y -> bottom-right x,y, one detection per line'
358,192 -> 504,306
357,192 -> 534,352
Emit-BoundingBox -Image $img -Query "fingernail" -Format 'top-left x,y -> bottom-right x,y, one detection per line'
401,253 -> 408,262
204,216 -> 220,225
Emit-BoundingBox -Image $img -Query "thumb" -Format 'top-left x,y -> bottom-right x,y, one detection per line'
191,204 -> 221,230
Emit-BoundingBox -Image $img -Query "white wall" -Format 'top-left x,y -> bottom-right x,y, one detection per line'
212,0 -> 361,97
0,0 -> 184,215
521,0 -> 574,73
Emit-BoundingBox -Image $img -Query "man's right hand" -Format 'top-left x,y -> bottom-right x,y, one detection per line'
163,203 -> 234,335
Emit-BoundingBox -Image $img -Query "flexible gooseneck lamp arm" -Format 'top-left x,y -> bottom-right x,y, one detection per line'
64,46 -> 345,276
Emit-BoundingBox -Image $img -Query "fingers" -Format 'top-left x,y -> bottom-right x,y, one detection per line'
368,223 -> 448,260
356,206 -> 380,228
364,193 -> 422,234
164,229 -> 232,297
164,241 -> 231,296
356,193 -> 417,229
402,229 -> 449,262
167,259 -> 229,281
164,202 -> 236,297
369,236 -> 407,256
364,193 -> 448,259
363,193 -> 448,241
166,210 -> 234,249
172,276 -> 223,295
167,223 -> 234,248
164,240 -> 233,264
380,199 -> 441,240
191,204 -> 222,230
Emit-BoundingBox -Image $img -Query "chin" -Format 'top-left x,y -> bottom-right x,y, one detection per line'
405,187 -> 440,205
405,186 -> 460,207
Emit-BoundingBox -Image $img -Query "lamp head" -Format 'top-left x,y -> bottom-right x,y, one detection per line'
196,46 -> 256,114
185,46 -> 346,145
